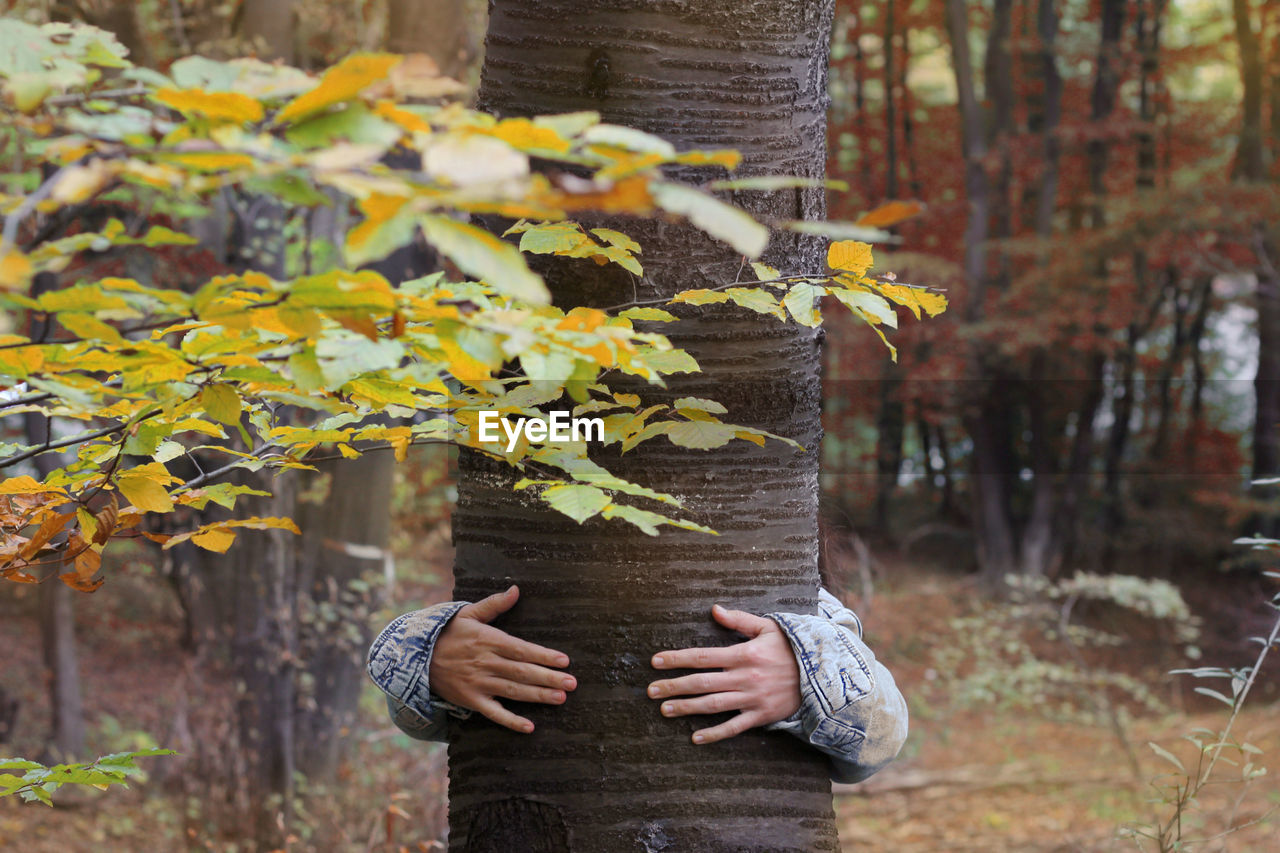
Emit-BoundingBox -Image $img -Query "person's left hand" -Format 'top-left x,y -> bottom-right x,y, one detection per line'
648,604 -> 802,744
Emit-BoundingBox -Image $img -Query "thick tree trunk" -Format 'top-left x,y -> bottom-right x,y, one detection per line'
450,2 -> 840,850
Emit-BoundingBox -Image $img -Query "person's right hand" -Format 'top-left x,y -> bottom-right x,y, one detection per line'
428,585 -> 575,733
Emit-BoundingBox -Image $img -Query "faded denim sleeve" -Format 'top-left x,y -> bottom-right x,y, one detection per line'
765,587 -> 909,784
366,601 -> 471,741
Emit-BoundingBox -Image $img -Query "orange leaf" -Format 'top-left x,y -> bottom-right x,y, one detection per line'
855,200 -> 925,228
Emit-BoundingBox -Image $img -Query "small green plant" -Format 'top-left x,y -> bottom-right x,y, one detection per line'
0,748 -> 174,805
932,571 -> 1199,726
1120,537 -> 1280,852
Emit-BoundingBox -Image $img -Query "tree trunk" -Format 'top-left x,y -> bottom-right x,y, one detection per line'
384,0 -> 485,82
450,2 -> 840,850
23,280 -> 86,764
946,0 -> 1018,584
239,0 -> 295,64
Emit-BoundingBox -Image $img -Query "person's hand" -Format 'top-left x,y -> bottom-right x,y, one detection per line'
648,604 -> 802,744
429,585 -> 575,733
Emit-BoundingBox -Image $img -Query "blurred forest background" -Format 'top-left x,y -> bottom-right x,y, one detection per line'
2,0 -> 1279,850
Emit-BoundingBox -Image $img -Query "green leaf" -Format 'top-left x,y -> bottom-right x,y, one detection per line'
783,220 -> 894,243
666,420 -> 738,450
619,307 -> 677,323
830,287 -> 897,328
651,183 -> 769,258
200,384 -> 242,426
673,397 -> 727,415
1147,742 -> 1185,772
601,504 -> 716,537
420,215 -> 549,305
640,349 -> 700,375
582,124 -> 676,157
783,283 -> 822,327
541,484 -> 610,523
726,287 -> 784,318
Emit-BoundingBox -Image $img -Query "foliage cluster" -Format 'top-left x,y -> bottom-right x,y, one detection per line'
0,20 -> 945,597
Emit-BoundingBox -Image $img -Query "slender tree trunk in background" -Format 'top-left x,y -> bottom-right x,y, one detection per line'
22,275 -> 85,763
385,0 -> 485,82
874,365 -> 904,538
853,10 -> 872,203
1019,0 -> 1066,578
450,1 -> 840,849
900,28 -> 923,202
239,0 -> 295,64
1233,0 -> 1280,518
1231,0 -> 1267,182
96,1 -> 153,66
32,414 -> 86,765
292,452 -> 396,777
1186,276 -> 1213,436
1088,0 -> 1130,560
884,0 -> 899,201
874,2 -> 903,538
947,0 -> 1017,584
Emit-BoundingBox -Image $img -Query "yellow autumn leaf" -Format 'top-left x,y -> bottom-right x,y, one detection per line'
276,53 -> 402,125
855,200 -> 925,229
875,282 -> 948,319
488,118 -> 571,154
191,528 -> 236,553
0,251 -> 33,291
827,240 -> 874,276
51,160 -> 112,204
117,476 -> 174,514
0,475 -> 66,496
154,88 -> 265,123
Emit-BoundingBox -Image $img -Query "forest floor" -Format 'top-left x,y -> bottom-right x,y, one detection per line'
2,522 -> 1279,852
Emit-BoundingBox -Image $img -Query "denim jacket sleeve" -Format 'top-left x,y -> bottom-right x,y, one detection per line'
366,601 -> 472,741
764,587 -> 909,784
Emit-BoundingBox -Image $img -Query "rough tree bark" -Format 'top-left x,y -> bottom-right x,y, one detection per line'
449,1 -> 840,850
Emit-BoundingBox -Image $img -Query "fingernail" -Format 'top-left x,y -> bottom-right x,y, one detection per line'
662,703 -> 673,715
563,677 -> 576,690
712,604 -> 723,613
692,733 -> 704,744
647,685 -> 659,698
652,655 -> 664,667
554,691 -> 565,702
523,722 -> 534,733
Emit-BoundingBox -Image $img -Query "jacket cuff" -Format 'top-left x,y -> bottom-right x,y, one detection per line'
767,611 -> 874,754
367,601 -> 470,723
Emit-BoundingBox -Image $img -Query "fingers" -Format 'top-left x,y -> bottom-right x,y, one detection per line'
651,645 -> 738,671
691,711 -> 759,745
490,657 -> 577,692
462,585 -> 520,624
498,634 -> 571,669
486,677 -> 568,706
473,696 -> 535,734
711,603 -> 773,638
647,671 -> 736,700
657,691 -> 747,719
